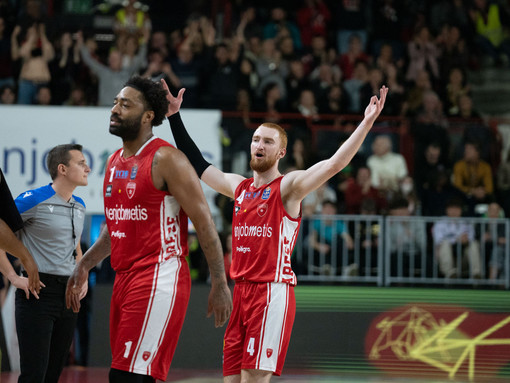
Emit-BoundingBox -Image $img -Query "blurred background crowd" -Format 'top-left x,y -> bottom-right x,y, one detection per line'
1,0 -> 510,243
2,0 -> 510,367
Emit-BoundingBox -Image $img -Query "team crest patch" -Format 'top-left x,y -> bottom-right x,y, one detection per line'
257,203 -> 268,217
142,351 -> 151,361
126,182 -> 136,199
262,187 -> 271,200
105,184 -> 112,197
266,348 -> 273,358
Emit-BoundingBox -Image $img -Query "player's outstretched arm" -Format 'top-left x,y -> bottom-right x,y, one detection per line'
162,81 -> 244,198
155,146 -> 232,327
282,86 -> 388,204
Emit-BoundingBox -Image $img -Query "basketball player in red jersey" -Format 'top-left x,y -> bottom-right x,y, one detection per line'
65,76 -> 232,383
165,79 -> 388,382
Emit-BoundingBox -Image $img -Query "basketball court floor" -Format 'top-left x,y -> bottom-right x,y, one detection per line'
2,367 -> 506,383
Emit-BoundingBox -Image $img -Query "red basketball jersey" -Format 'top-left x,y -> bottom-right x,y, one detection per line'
104,137 -> 189,272
230,176 -> 301,285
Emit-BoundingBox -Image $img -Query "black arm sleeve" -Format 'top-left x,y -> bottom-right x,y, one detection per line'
168,112 -> 211,178
0,168 -> 23,232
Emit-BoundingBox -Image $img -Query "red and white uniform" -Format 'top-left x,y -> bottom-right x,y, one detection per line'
224,176 -> 301,376
104,137 -> 190,381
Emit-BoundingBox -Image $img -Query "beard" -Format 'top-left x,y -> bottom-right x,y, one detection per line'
109,113 -> 143,141
250,153 -> 278,173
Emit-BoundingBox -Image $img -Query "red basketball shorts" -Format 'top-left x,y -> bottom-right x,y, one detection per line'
109,256 -> 191,381
223,281 -> 296,377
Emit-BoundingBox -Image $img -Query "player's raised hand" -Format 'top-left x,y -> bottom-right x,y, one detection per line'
161,79 -> 185,117
364,85 -> 388,123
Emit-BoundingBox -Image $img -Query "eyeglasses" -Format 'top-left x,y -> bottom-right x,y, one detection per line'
70,202 -> 77,259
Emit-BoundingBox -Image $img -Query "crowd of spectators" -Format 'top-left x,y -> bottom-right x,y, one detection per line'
1,0 -> 510,221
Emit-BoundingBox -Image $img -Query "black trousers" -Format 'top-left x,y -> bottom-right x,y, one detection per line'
15,273 -> 78,383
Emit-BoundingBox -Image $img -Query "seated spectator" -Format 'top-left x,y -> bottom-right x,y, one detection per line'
421,167 -> 465,217
337,33 -> 370,81
360,66 -> 385,109
367,135 -> 408,196
480,202 -> 506,280
411,90 -> 451,169
0,84 -> 16,104
34,84 -> 51,105
296,0 -> 331,48
382,63 -> 405,115
341,166 -> 386,214
279,137 -> 313,173
441,67 -> 471,117
414,142 -> 448,200
302,180 -> 338,218
301,35 -> 330,75
405,25 -> 440,86
401,69 -> 433,117
77,30 -> 148,106
294,88 -> 319,120
374,42 -> 404,75
343,60 -> 369,113
307,200 -> 354,276
453,141 -> 494,216
263,6 -> 302,53
309,63 -> 341,107
63,85 -> 88,106
436,24 -> 470,82
285,58 -> 310,109
451,94 -> 494,165
321,83 -> 350,114
254,38 -> 288,101
388,197 -> 427,278
432,198 -> 482,279
254,82 -> 287,124
335,0 -> 368,55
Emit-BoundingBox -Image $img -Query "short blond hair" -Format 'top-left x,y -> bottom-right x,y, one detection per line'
259,123 -> 288,150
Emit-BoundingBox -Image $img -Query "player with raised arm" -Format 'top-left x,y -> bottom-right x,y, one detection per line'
165,79 -> 387,383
